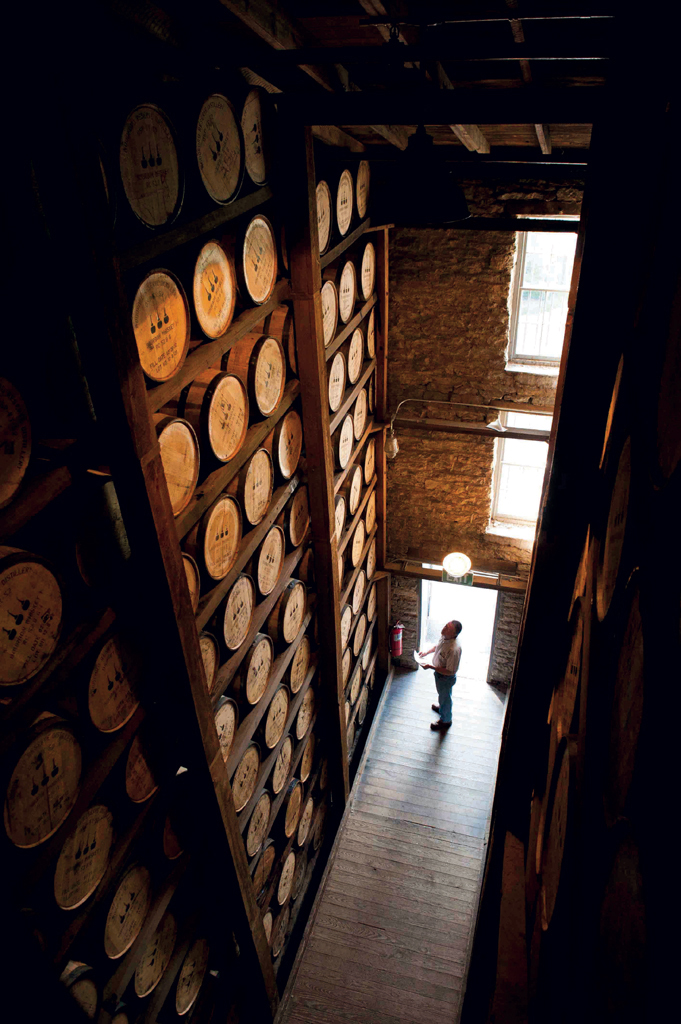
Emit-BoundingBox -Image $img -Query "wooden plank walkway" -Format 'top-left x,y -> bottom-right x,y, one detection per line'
278,664 -> 507,1024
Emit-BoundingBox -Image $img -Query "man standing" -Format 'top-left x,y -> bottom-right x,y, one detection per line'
419,620 -> 462,731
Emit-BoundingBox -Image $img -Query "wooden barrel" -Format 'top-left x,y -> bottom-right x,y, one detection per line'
262,908 -> 273,944
119,104 -> 181,229
340,604 -> 352,650
351,519 -> 366,569
277,850 -> 296,905
351,569 -> 366,616
60,961 -> 99,1020
196,93 -> 243,205
365,490 -> 376,535
342,328 -> 364,386
182,553 -> 201,612
0,378 -> 31,509
54,805 -> 114,911
362,629 -> 374,671
356,160 -> 370,219
366,308 -> 376,358
334,494 -> 346,541
357,685 -> 369,725
366,538 -> 377,579
328,350 -> 347,413
214,695 -> 238,763
285,485 -> 309,550
181,370 -> 248,464
292,851 -> 307,901
88,633 -> 140,733
253,838 -> 276,901
0,547 -> 63,687
193,240 -> 237,340
239,215 -> 278,305
263,304 -> 297,375
104,863 -> 151,959
360,241 -> 376,301
125,732 -> 158,804
226,333 -> 285,418
296,687 -> 315,740
241,88 -> 271,186
220,574 -> 255,651
321,280 -> 338,348
256,526 -> 285,596
231,743 -> 260,812
364,437 -> 376,484
338,550 -> 346,588
336,169 -> 354,236
604,585 -> 645,823
338,260 -> 357,325
132,271 -> 190,383
163,811 -> 184,861
342,464 -> 363,518
300,732 -> 315,783
153,415 -> 200,516
272,734 -> 293,794
175,937 -> 210,1016
263,685 -> 290,749
238,448 -> 274,525
199,632 -> 220,693
297,547 -> 315,586
246,792 -> 271,858
283,778 -> 303,838
540,738 -> 576,931
274,409 -> 303,480
353,389 -> 368,441
318,759 -> 329,793
353,613 -> 367,658
4,718 -> 81,848
334,414 -> 354,470
596,436 -> 631,621
554,601 -> 583,743
368,373 -> 376,413
346,720 -> 356,758
267,580 -> 307,646
271,904 -> 290,958
342,647 -> 351,687
316,180 -> 332,255
134,911 -> 177,997
289,635 -> 311,693
185,494 -> 242,582
296,796 -> 314,849
349,662 -> 362,706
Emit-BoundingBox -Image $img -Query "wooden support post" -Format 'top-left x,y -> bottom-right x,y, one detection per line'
282,123 -> 350,803
534,123 -> 552,155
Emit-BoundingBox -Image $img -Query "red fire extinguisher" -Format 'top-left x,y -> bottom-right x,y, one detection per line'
390,622 -> 404,658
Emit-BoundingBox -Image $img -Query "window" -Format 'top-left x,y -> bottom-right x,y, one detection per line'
490,412 -> 552,525
509,227 -> 578,365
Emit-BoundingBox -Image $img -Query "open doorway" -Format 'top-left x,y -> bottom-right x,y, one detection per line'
419,580 -> 498,682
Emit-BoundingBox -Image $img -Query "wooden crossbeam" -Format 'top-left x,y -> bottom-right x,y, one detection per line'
450,124 -> 491,153
534,123 -> 553,154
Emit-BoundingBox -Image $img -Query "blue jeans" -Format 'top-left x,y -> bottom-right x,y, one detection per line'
435,672 -> 456,724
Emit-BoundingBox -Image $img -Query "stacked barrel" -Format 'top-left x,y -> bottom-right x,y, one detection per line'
314,159 -> 382,767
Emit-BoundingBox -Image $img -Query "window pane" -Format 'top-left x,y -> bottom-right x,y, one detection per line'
522,232 -> 577,290
496,463 -> 545,520
506,412 -> 551,432
516,288 -> 569,360
502,437 -> 548,469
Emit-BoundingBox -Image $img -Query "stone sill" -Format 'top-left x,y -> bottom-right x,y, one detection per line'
486,521 -> 536,543
506,361 -> 560,377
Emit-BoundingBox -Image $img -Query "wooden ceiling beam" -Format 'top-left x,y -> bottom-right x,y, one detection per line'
311,125 -> 366,153
219,0 -> 407,148
244,44 -> 609,67
450,124 -> 491,154
534,123 -> 552,154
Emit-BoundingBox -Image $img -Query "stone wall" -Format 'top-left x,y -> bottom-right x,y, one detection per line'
487,591 -> 525,689
390,576 -> 420,669
386,178 -> 583,575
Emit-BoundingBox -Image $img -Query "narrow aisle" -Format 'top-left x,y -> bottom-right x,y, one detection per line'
279,662 -> 507,1024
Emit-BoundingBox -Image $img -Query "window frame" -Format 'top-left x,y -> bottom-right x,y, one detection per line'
490,412 -> 551,527
508,224 -> 578,367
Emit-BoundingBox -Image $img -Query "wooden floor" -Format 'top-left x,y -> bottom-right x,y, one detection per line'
278,663 -> 508,1024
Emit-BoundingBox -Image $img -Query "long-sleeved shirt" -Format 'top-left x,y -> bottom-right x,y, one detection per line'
432,637 -> 461,676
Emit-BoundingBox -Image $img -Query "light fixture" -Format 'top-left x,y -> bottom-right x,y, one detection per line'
443,551 -> 472,577
385,427 -> 400,460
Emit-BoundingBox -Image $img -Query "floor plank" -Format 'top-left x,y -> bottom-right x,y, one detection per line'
277,667 -> 507,1024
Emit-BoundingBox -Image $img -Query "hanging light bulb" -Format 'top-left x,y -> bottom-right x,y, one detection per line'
385,427 -> 400,460
442,551 -> 472,577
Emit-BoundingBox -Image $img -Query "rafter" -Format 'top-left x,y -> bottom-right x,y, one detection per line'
450,124 -> 491,154
534,124 -> 552,154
